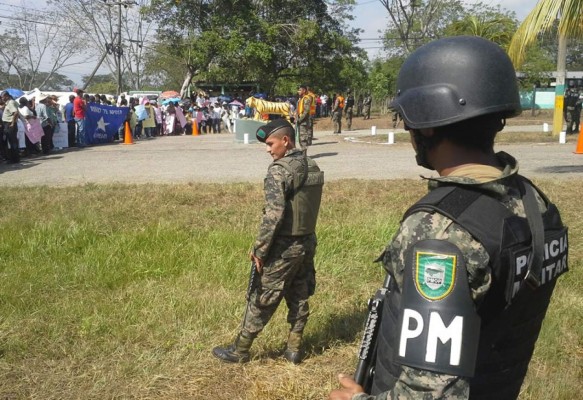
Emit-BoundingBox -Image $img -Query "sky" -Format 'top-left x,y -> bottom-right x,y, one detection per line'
1,0 -> 543,86
353,0 -> 541,59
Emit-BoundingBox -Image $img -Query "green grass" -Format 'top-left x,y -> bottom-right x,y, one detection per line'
0,180 -> 581,399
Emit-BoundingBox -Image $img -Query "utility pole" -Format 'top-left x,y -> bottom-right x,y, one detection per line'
102,0 -> 138,95
128,39 -> 144,90
117,1 -> 122,95
82,33 -> 119,91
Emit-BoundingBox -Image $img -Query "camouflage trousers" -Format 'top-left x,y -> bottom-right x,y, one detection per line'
363,106 -> 371,120
345,106 -> 353,130
298,124 -> 310,152
241,234 -> 317,337
332,111 -> 342,133
308,116 -> 314,145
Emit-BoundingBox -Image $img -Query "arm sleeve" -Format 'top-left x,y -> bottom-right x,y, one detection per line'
297,97 -> 311,124
252,165 -> 288,260
363,210 -> 492,400
351,367 -> 468,400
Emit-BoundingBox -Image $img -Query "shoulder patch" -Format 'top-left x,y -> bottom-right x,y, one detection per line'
415,251 -> 456,301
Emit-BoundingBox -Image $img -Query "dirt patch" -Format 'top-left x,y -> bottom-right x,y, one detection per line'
313,109 -> 555,131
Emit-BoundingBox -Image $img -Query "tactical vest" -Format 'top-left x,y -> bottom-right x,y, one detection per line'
272,154 -> 324,236
372,179 -> 568,399
298,95 -> 309,115
346,95 -> 355,108
308,92 -> 316,116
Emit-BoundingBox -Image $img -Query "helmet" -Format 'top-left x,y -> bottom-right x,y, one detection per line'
347,88 -> 351,94
391,36 -> 521,129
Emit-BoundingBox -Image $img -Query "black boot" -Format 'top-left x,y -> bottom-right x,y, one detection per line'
283,331 -> 303,364
212,333 -> 254,363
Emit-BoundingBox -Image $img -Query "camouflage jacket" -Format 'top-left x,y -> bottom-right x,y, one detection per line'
354,151 -> 546,400
252,149 -> 302,260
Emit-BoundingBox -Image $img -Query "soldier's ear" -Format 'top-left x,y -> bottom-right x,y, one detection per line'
283,134 -> 291,147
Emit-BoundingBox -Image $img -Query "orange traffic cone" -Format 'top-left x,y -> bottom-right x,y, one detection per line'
575,124 -> 583,154
123,121 -> 134,145
192,121 -> 199,136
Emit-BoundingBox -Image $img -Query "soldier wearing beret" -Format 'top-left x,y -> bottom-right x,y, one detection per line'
213,119 -> 324,364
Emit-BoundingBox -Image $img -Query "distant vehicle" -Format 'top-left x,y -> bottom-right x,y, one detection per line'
122,90 -> 162,101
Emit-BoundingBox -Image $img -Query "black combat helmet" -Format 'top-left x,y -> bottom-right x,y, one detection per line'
391,36 -> 521,130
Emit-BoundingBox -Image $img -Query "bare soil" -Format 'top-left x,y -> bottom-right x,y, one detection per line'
313,109 -> 554,131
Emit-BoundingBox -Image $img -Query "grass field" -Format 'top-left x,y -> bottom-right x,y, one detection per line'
0,179 -> 581,399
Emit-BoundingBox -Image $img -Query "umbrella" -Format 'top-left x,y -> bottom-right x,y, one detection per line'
229,100 -> 244,107
162,97 -> 181,105
159,90 -> 180,99
3,88 -> 24,98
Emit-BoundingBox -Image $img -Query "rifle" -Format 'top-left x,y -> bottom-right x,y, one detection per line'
241,260 -> 260,331
246,260 -> 260,302
354,274 -> 392,393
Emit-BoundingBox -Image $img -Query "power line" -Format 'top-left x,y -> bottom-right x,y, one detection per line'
0,0 -> 46,12
354,0 -> 379,6
0,14 -> 57,26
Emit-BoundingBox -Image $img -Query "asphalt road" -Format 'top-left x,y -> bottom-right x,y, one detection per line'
1,127 -> 582,187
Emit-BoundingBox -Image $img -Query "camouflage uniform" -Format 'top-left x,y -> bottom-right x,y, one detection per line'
564,86 -> 581,134
332,96 -> 343,134
355,152 -> 552,399
363,95 -> 372,120
297,95 -> 312,153
307,90 -> 316,145
243,148 -> 319,337
345,94 -> 355,130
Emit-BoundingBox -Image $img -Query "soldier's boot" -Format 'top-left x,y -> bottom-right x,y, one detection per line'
283,331 -> 303,364
212,332 -> 254,363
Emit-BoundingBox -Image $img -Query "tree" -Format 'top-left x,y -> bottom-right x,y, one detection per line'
47,0 -> 155,93
508,0 -> 583,135
367,56 -> 404,100
0,7 -> 85,90
379,0 -> 465,56
142,0 -> 366,96
443,3 -> 517,48
82,74 -> 118,94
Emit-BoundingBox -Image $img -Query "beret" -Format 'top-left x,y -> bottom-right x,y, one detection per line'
256,119 -> 294,143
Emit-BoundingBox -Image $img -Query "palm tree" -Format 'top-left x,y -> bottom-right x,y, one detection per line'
508,0 -> 583,135
446,14 -> 516,48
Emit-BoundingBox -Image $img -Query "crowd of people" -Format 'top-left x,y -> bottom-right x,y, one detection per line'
0,84 -> 377,165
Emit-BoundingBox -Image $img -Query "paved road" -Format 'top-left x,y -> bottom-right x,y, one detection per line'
1,127 -> 582,187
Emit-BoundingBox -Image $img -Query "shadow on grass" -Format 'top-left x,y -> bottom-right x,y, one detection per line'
255,306 -> 366,363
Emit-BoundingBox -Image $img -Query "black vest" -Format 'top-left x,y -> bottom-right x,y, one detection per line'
372,178 -> 568,399
272,153 -> 324,236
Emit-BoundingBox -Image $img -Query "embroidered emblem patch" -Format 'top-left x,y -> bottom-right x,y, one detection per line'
415,251 -> 456,300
